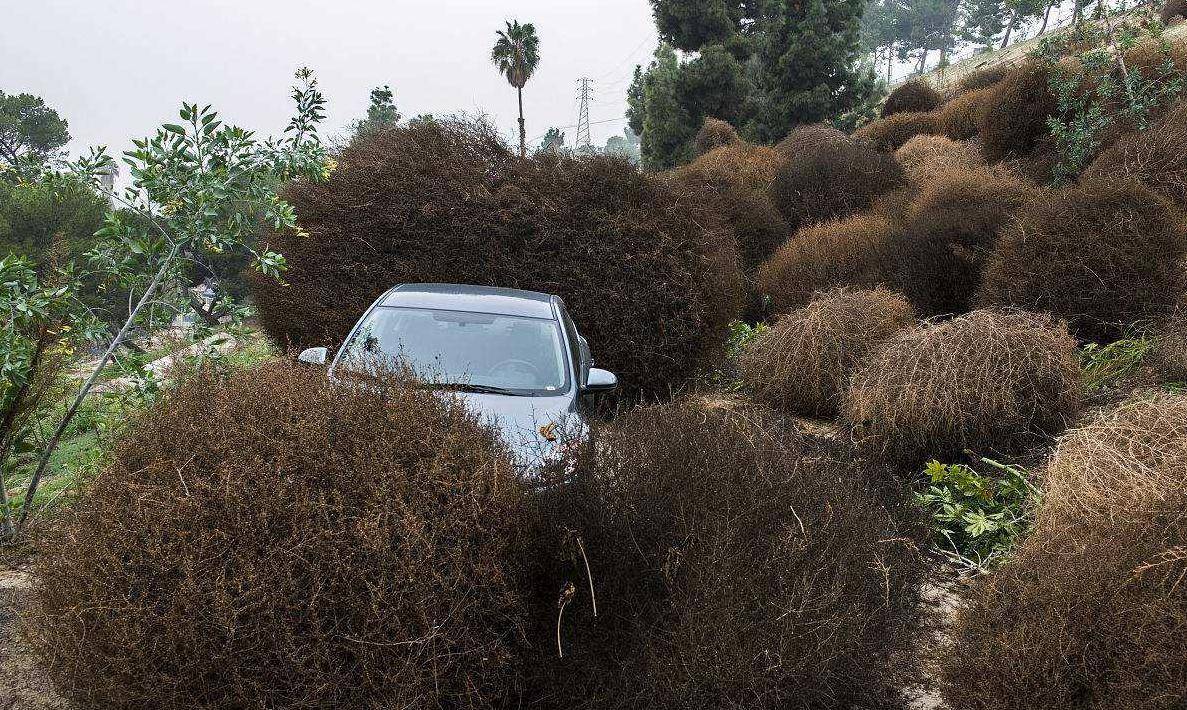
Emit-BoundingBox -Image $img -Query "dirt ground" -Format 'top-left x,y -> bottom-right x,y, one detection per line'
0,565 -> 69,710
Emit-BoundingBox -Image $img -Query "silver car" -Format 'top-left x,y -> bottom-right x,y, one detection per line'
298,283 -> 617,475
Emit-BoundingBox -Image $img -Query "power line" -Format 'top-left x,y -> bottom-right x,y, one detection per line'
528,116 -> 627,145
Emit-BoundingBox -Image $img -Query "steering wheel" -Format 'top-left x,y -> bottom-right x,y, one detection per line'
488,358 -> 541,381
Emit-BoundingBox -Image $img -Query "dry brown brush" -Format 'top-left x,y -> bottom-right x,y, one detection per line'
882,79 -> 944,117
756,213 -> 894,313
953,66 -> 1010,94
774,122 -> 851,156
978,179 -> 1187,342
693,117 -> 741,155
842,310 -> 1083,469
978,63 -> 1058,163
739,287 -> 916,416
524,399 -> 929,710
894,135 -> 985,184
1082,103 -> 1187,209
250,118 -> 743,399
942,393 -> 1187,710
886,166 -> 1031,316
938,88 -> 991,140
24,362 -> 534,710
855,111 -> 941,152
768,134 -> 906,232
672,141 -> 789,271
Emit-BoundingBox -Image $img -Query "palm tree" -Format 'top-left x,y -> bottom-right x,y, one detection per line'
491,20 -> 541,157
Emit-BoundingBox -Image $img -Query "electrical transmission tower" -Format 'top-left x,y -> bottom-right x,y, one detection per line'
575,77 -> 594,151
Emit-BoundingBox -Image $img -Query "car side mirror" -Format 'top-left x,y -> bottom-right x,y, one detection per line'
297,347 -> 328,366
583,367 -> 617,393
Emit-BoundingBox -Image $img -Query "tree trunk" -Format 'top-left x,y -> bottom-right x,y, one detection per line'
887,45 -> 894,83
1002,6 -> 1021,47
1040,0 -> 1056,34
517,87 -> 526,157
15,248 -> 177,535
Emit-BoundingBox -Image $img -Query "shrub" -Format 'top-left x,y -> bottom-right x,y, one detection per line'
978,179 -> 1186,342
1163,0 -> 1186,23
768,136 -> 906,231
24,363 -> 533,709
1082,103 -> 1187,208
894,134 -> 985,183
886,167 -> 1031,316
250,119 -> 743,399
854,111 -> 941,152
1151,305 -> 1187,382
954,66 -> 1010,94
882,79 -> 944,117
978,63 -> 1058,163
938,87 -> 991,140
527,399 -> 928,709
773,122 -> 851,156
942,393 -> 1187,710
692,117 -> 740,155
756,213 -> 893,313
842,310 -> 1083,469
672,143 -> 790,271
738,287 -> 916,416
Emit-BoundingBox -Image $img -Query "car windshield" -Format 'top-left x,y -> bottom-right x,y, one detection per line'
337,306 -> 569,396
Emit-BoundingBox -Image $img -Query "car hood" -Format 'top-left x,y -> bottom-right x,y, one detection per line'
451,392 -> 582,468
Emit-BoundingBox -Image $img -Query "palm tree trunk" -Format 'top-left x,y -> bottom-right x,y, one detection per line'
517,87 -> 526,157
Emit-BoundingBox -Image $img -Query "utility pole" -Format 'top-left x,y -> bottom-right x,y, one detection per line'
575,77 -> 594,152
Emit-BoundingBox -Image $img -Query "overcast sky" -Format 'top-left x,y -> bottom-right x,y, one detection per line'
2,0 -> 657,163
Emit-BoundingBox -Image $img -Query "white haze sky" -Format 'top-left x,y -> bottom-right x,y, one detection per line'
2,0 -> 658,164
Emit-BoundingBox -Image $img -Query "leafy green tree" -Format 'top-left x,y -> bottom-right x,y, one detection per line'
626,64 -> 647,136
750,0 -> 876,142
350,85 -> 401,136
539,127 -> 566,151
11,68 -> 329,536
651,0 -> 741,50
0,91 -> 71,180
491,20 -> 541,157
0,176 -> 106,261
639,44 -> 696,169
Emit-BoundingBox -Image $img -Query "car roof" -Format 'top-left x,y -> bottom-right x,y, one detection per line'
379,283 -> 558,319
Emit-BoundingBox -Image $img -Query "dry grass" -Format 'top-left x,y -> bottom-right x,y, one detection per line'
739,287 -> 916,416
842,309 -> 1083,469
978,178 -> 1187,342
524,399 -> 929,710
942,393 -> 1187,710
756,213 -> 894,313
886,166 -> 1032,316
24,362 -> 534,709
894,135 -> 985,184
883,79 -> 944,117
855,111 -> 941,152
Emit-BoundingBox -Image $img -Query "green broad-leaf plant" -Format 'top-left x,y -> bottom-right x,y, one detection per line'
8,67 -> 328,536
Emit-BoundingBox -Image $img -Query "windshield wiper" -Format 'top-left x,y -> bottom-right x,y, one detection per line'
438,383 -> 526,396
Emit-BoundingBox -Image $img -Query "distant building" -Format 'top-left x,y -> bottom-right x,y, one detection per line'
97,162 -> 119,200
